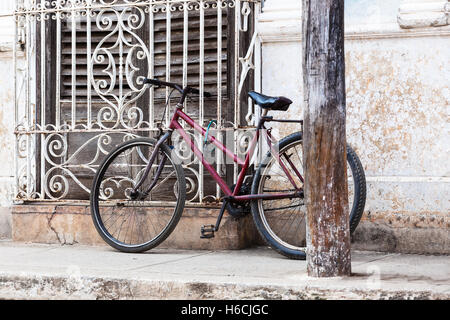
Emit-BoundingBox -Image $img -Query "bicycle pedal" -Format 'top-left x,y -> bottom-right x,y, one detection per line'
200,224 -> 215,239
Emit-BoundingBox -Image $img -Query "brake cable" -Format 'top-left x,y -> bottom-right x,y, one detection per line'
204,120 -> 217,146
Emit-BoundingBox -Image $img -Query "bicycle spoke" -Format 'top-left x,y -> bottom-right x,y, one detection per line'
93,140 -> 184,250
256,136 -> 357,252
258,139 -> 306,249
149,171 -> 176,195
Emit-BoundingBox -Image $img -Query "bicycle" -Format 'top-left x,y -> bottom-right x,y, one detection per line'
90,78 -> 366,260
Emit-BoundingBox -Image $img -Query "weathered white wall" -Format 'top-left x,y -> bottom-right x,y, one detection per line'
0,50 -> 14,239
0,0 -> 15,238
259,0 -> 449,253
0,1 -> 14,46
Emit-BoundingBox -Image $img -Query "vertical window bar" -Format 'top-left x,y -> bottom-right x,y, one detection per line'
253,1 -> 262,168
149,2 -> 155,129
199,0 -> 205,203
40,5 -> 45,125
216,0 -> 223,200
86,0 -> 92,129
165,2 -> 171,127
40,1 -> 46,199
71,1 -> 77,129
199,1 -> 205,126
217,1 -> 222,128
118,9 -> 124,115
253,1 -> 261,126
13,1 -> 18,200
182,1 -> 188,125
234,0 -> 240,129
25,8 -> 31,199
55,0 -> 61,130
233,0 -> 241,183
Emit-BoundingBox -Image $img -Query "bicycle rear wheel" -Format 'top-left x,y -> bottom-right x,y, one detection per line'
90,138 -> 186,253
251,132 -> 366,260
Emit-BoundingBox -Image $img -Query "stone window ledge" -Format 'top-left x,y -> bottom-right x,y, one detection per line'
0,42 -> 13,52
398,1 -> 449,29
257,1 -> 450,43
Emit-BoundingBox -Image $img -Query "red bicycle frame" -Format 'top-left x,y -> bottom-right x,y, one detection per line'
168,107 -> 303,202
133,78 -> 303,203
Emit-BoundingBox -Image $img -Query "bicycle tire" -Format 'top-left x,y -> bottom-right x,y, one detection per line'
251,131 -> 366,260
90,138 -> 186,253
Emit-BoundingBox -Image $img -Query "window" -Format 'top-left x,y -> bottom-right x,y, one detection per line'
26,1 -> 259,202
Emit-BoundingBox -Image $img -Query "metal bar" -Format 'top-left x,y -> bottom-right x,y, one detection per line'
176,109 -> 245,167
133,132 -> 170,192
263,118 -> 303,124
13,1 -> 263,16
143,154 -> 168,194
234,0 -> 241,128
55,0 -> 61,130
283,153 -> 305,183
118,9 -> 124,114
198,0 -> 206,203
17,199 -> 222,208
233,0 -> 241,183
15,128 -> 165,134
232,192 -> 302,201
264,129 -> 299,190
86,0 -> 92,129
172,121 -> 233,196
165,1 -> 171,126
13,0 -> 18,200
40,0 -> 46,199
199,0 -> 204,126
216,0 -> 223,199
14,126 -> 242,135
182,2 -> 188,123
253,1 -> 261,126
71,0 -> 77,129
232,123 -> 259,196
25,7 -> 31,199
149,1 -> 155,129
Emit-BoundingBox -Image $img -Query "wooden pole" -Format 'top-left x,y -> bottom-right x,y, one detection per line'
302,0 -> 351,277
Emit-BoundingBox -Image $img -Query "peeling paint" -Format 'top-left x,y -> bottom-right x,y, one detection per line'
261,31 -> 449,253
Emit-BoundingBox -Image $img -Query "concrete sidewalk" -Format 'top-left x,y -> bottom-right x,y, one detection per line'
0,241 -> 448,300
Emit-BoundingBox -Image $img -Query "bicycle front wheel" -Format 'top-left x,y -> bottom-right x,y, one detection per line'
251,132 -> 366,260
90,138 -> 186,253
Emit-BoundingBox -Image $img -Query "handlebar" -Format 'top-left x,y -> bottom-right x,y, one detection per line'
143,78 -> 212,98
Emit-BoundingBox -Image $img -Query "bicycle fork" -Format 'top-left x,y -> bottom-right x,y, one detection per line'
130,132 -> 171,200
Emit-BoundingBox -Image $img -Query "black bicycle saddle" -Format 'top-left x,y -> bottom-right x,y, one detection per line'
248,91 -> 292,111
